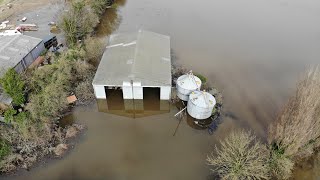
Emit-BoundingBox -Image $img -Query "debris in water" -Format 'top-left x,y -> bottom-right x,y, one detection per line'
21,17 -> 27,22
65,126 -> 78,138
54,144 -> 68,156
48,21 -> 56,26
67,95 -> 77,104
6,3 -> 13,9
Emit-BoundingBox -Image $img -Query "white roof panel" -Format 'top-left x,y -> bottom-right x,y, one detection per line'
93,30 -> 171,87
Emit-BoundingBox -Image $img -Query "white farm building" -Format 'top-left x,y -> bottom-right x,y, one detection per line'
92,30 -> 172,101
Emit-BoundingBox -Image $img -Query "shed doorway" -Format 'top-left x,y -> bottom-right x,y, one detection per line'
143,87 -> 160,110
105,87 -> 125,110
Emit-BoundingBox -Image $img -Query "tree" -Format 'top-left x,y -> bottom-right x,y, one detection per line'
268,66 -> 320,179
27,84 -> 68,121
60,0 -> 98,45
268,143 -> 294,180
206,130 -> 269,180
0,69 -> 25,105
91,0 -> 110,16
84,37 -> 106,64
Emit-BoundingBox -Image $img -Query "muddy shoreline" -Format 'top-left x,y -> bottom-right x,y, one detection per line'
2,126 -> 87,179
0,100 -> 95,178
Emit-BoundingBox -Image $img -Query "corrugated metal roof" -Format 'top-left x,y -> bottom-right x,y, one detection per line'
0,34 -> 42,77
92,30 -> 171,87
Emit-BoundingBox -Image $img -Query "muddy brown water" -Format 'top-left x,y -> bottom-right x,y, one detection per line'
6,0 -> 320,179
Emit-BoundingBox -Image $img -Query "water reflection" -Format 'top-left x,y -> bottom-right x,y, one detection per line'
115,0 -> 127,7
293,153 -> 320,180
95,5 -> 122,37
97,88 -> 170,118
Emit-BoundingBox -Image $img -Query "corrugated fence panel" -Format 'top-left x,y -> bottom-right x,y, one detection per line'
14,62 -> 24,73
23,53 -> 34,67
31,41 -> 45,59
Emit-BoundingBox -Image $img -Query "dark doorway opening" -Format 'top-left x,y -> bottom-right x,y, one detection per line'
105,87 -> 125,110
143,87 -> 160,111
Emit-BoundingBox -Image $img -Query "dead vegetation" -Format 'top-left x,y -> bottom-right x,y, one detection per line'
267,66 -> 320,179
0,0 -> 113,175
207,130 -> 269,180
0,123 -> 84,172
84,37 -> 107,65
207,67 -> 320,179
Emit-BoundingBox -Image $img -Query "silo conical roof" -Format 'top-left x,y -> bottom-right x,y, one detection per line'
177,74 -> 201,90
189,91 -> 216,108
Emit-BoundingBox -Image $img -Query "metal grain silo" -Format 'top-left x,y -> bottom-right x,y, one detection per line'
187,91 -> 216,120
176,72 -> 202,101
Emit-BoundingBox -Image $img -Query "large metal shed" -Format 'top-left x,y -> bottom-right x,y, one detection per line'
0,34 -> 45,106
92,30 -> 172,101
0,34 -> 45,74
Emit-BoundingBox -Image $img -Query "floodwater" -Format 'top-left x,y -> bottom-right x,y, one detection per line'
6,0 -> 320,179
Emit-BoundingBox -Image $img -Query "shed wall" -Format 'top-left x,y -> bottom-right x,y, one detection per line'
133,82 -> 143,99
122,81 -> 133,99
160,86 -> 171,100
93,85 -> 106,99
30,41 -> 45,60
12,41 -> 45,73
14,62 -> 24,73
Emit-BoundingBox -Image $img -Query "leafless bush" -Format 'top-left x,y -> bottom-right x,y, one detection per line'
206,130 -> 269,180
267,66 -> 320,179
75,79 -> 95,105
268,66 -> 320,159
60,0 -> 99,45
0,121 -> 70,173
84,37 -> 107,65
268,144 -> 294,180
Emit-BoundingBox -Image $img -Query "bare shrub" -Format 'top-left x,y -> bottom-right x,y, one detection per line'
268,143 -> 294,180
268,66 -> 320,179
268,67 -> 320,158
60,0 -> 99,45
84,37 -> 106,65
75,79 -> 95,105
27,84 -> 68,121
0,120 -> 71,173
206,130 -> 269,180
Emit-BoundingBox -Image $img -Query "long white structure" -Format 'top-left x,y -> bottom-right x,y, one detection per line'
92,30 -> 171,100
187,91 -> 216,120
176,72 -> 202,101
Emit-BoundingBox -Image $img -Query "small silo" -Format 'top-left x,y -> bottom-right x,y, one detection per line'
176,72 -> 202,101
187,91 -> 216,120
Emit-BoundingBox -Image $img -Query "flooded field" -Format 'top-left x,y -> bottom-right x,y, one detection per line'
5,0 -> 320,179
